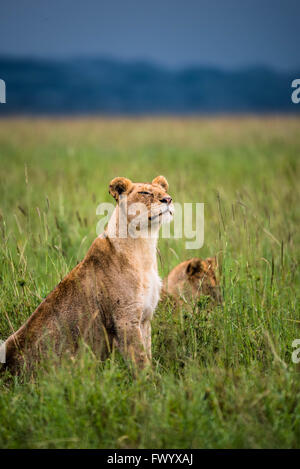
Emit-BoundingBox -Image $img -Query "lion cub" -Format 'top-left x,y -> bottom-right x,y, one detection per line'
2,176 -> 174,373
163,257 -> 222,306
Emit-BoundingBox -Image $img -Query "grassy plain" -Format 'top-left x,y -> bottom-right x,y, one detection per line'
0,116 -> 299,448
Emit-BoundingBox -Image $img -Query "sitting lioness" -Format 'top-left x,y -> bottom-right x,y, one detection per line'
1,176 -> 174,373
163,257 -> 222,306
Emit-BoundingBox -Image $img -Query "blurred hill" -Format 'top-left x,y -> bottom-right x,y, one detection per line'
0,56 -> 299,115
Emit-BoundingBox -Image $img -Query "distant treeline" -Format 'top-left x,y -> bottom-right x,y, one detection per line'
0,56 -> 299,115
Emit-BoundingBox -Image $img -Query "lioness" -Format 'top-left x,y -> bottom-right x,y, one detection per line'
1,176 -> 174,373
163,257 -> 222,306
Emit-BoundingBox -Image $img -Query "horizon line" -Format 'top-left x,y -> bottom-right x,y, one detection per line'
0,53 -> 299,75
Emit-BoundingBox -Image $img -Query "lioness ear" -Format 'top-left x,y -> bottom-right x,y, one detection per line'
152,175 -> 169,192
206,256 -> 218,271
186,258 -> 203,276
109,177 -> 132,201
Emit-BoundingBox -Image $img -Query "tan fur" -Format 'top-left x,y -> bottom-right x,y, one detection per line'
163,257 -> 222,306
3,176 -> 173,373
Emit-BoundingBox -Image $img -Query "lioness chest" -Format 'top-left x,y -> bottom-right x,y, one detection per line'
141,267 -> 162,321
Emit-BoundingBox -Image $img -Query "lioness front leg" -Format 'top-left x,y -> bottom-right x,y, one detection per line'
115,319 -> 150,370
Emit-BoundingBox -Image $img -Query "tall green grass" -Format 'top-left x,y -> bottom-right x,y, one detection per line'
0,117 -> 299,448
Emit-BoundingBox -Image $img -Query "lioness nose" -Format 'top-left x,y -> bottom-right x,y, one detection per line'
160,196 -> 172,205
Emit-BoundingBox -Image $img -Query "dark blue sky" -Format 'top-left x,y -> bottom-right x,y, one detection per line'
0,0 -> 299,70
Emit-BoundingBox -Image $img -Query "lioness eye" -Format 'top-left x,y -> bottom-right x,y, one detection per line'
138,191 -> 151,195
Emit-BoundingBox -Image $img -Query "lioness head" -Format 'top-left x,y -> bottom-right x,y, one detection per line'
164,257 -> 222,305
109,175 -> 174,236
